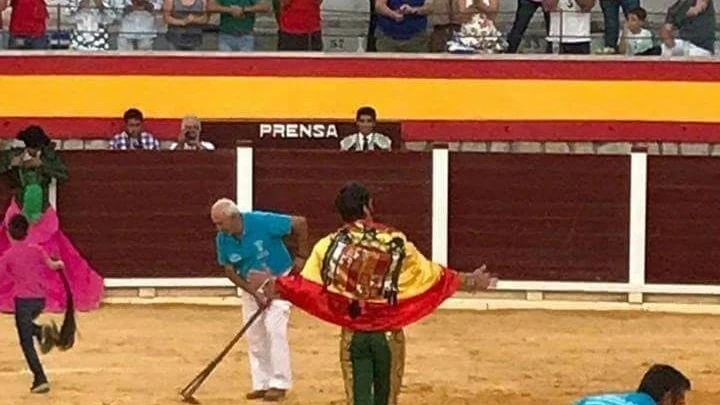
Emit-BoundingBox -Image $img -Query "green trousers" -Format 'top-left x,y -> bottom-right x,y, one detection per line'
340,328 -> 405,405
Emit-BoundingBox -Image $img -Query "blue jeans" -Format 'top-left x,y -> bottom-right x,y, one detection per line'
8,34 -> 48,50
15,297 -> 47,386
218,33 -> 255,51
600,0 -> 640,49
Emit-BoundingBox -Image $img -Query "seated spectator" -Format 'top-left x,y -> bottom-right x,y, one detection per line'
597,0 -> 638,54
0,0 -> 49,49
163,0 -> 208,50
374,0 -> 432,52
545,0 -> 595,54
276,0 -> 322,51
69,0 -> 113,51
446,0 -> 508,54
340,107 -> 392,151
617,7 -> 654,55
109,108 -> 161,150
209,0 -> 269,51
660,0 -> 715,57
118,0 -> 160,51
169,115 -> 215,150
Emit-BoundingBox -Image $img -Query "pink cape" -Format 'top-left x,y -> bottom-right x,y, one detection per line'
0,198 -> 104,313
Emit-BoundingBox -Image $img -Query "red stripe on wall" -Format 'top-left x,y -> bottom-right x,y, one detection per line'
0,117 -> 181,139
1,54 -> 720,81
401,120 -> 720,143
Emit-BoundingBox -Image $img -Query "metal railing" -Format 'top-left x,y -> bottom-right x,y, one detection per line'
0,5 -> 718,54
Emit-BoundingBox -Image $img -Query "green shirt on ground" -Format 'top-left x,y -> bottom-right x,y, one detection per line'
218,0 -> 260,34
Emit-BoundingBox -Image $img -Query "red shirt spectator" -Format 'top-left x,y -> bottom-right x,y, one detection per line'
279,0 -> 320,33
0,0 -> 49,48
276,0 -> 323,51
10,0 -> 47,36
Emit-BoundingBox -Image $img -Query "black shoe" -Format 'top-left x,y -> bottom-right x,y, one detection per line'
31,381 -> 50,394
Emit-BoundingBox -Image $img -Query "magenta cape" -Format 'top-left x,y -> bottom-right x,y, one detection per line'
0,199 -> 104,313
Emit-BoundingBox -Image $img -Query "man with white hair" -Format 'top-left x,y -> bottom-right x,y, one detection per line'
170,116 -> 215,150
210,198 -> 308,402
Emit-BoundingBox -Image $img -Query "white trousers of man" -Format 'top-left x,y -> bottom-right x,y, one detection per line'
662,39 -> 713,57
241,292 -> 293,391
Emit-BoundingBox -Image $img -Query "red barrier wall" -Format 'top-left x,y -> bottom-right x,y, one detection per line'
449,154 -> 630,281
646,156 -> 720,284
57,151 -> 236,278
253,150 -> 432,256
4,149 -> 720,285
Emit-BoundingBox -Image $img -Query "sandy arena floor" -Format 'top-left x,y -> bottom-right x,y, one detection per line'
1,304 -> 719,405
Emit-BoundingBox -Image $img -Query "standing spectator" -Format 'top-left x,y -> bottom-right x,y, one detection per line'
117,0 -> 160,51
276,0 -> 322,51
208,0 -> 269,51
598,0 -> 639,53
169,115 -> 216,150
0,0 -> 49,49
367,0 -> 377,51
429,0 -> 463,52
545,0 -> 596,54
374,0 -> 432,52
163,0 -> 208,50
660,0 -> 715,56
446,0 -> 506,54
68,0 -> 113,51
109,108 -> 161,150
505,0 -> 551,53
617,6 -> 654,55
340,107 -> 392,151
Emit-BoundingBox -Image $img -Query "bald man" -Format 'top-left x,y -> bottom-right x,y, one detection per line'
210,198 -> 309,402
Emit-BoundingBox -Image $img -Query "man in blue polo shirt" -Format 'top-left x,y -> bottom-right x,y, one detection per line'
211,198 -> 309,402
573,364 -> 691,405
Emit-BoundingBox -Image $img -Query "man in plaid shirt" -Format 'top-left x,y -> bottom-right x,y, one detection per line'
109,108 -> 161,150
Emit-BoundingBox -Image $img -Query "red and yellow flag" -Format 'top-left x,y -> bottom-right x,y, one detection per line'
275,221 -> 460,331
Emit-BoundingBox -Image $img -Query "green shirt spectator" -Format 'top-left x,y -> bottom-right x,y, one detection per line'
209,0 -> 270,51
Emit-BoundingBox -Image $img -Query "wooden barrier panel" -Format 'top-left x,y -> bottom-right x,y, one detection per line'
253,150 -> 432,256
646,156 -> 720,284
15,147 -> 720,289
448,154 -> 630,281
57,151 -> 236,278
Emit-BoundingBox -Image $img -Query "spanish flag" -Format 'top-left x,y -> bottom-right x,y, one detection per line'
274,221 -> 460,331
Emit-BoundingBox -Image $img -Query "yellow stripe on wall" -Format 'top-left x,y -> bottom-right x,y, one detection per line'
2,75 -> 720,122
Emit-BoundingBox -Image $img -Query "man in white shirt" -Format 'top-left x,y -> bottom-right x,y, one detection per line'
544,0 -> 596,54
339,107 -> 392,151
660,0 -> 716,57
117,0 -> 160,51
618,7 -> 654,55
169,115 -> 216,150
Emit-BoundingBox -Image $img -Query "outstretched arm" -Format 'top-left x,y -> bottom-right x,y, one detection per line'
458,264 -> 498,291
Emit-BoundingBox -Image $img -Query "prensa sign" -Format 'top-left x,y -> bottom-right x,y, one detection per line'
201,120 -> 402,149
258,123 -> 340,139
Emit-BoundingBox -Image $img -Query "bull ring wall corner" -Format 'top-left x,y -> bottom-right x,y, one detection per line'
88,145 -> 720,315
